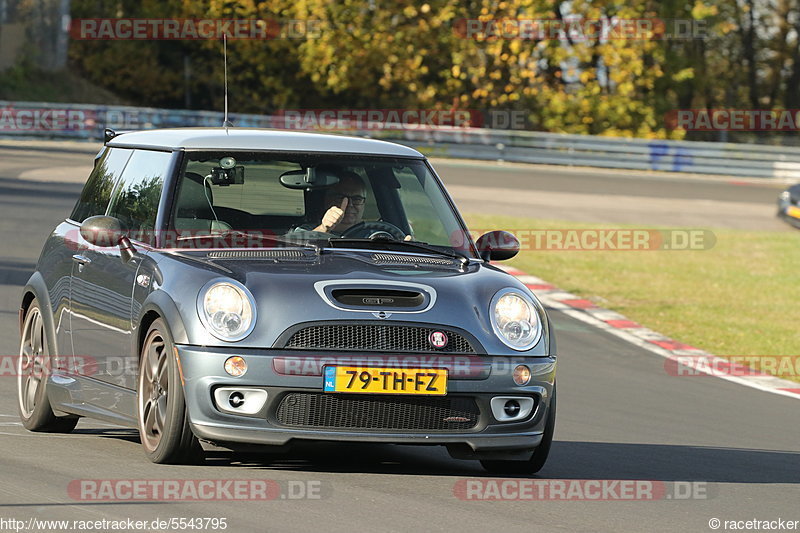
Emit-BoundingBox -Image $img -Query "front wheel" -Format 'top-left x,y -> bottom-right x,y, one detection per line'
17,299 -> 79,433
481,385 -> 556,475
137,318 -> 203,464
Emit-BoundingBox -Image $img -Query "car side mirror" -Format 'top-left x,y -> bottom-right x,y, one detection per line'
475,230 -> 520,261
80,215 -> 135,262
80,215 -> 125,246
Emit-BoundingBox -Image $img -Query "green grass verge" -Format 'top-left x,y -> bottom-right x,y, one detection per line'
464,213 -> 800,381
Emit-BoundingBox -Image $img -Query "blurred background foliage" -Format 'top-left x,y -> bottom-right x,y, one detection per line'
3,0 -> 800,141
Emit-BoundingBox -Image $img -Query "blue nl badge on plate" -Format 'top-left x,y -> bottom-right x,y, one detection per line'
323,366 -> 336,392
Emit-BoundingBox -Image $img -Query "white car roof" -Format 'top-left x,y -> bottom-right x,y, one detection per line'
106,128 -> 423,157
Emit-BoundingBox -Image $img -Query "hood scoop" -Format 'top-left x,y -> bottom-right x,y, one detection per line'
315,280 -> 436,313
331,288 -> 425,309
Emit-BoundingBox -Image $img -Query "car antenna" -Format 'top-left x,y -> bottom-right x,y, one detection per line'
222,34 -> 233,132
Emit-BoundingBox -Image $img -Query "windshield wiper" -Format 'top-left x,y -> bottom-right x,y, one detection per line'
326,237 -> 468,262
175,230 -> 318,251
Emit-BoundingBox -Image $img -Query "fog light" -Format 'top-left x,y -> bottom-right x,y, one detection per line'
228,391 -> 245,408
224,356 -> 247,377
490,396 -> 535,421
213,387 -> 268,416
503,399 -> 521,417
513,365 -> 531,385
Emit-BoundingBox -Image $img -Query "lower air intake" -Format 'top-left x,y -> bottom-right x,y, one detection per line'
275,393 -> 480,431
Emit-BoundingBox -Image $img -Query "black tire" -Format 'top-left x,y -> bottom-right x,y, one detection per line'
137,318 -> 203,464
480,385 -> 556,475
17,299 -> 79,433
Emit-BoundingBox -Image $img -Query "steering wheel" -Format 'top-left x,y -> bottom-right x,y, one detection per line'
341,221 -> 406,240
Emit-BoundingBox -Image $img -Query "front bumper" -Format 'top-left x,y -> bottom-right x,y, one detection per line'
779,202 -> 800,227
176,345 -> 556,456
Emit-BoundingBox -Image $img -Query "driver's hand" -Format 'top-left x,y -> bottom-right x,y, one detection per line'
404,234 -> 413,241
316,197 -> 348,232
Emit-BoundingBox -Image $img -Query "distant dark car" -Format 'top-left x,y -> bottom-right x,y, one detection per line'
18,128 -> 556,473
778,183 -> 800,229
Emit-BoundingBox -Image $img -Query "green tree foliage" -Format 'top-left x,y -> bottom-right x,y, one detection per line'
63,0 -> 800,140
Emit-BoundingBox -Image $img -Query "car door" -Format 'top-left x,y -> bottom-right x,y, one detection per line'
66,147 -> 132,377
70,149 -> 171,390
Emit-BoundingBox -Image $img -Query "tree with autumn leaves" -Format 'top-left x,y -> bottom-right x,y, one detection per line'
60,0 -> 800,141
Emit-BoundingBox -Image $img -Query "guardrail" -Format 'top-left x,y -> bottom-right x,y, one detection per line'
2,100 -> 799,179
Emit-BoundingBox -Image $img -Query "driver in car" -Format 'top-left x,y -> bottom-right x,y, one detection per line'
308,171 -> 413,240
313,171 -> 367,233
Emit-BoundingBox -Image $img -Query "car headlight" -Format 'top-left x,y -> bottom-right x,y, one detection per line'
490,289 -> 542,351
197,280 -> 256,341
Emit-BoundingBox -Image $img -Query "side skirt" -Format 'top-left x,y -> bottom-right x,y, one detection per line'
47,372 -> 138,428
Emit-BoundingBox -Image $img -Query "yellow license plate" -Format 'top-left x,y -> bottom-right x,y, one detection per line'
323,366 -> 447,395
787,205 -> 800,219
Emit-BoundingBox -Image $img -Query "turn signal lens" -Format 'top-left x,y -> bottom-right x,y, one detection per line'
513,365 -> 531,385
224,356 -> 247,377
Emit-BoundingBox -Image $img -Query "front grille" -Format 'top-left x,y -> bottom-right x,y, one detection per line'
284,324 -> 476,353
276,393 -> 480,431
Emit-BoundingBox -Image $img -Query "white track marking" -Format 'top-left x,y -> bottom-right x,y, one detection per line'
496,264 -> 800,401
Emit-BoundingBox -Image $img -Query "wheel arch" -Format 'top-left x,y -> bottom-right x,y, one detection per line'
20,291 -> 36,335
20,272 -> 58,354
136,290 -> 189,355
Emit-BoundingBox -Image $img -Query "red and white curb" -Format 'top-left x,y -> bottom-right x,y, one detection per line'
496,264 -> 800,400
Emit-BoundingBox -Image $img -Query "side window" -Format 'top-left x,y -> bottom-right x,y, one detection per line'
107,150 -> 171,244
70,148 -> 132,223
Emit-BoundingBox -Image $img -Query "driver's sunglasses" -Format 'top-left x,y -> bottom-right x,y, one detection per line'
330,194 -> 366,206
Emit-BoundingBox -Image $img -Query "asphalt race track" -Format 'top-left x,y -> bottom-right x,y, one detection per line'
0,144 -> 798,533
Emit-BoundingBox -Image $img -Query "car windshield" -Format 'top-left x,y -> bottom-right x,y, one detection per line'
171,151 -> 475,257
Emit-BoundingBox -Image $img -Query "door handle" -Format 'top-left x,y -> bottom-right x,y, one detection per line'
72,254 -> 92,266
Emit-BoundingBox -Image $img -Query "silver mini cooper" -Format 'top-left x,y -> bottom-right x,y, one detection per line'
18,128 -> 556,473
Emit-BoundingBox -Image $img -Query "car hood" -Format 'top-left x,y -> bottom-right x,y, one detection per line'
151,248 -> 549,356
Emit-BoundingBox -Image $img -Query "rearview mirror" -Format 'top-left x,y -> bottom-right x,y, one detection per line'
475,231 -> 520,261
279,168 -> 340,189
